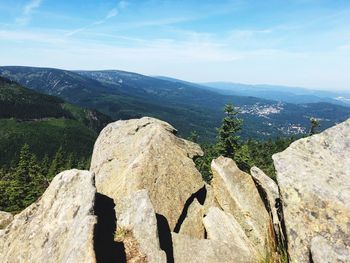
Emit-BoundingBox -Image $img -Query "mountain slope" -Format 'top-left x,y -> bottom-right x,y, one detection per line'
76,71 -> 350,138
1,66 -> 350,142
0,76 -> 111,166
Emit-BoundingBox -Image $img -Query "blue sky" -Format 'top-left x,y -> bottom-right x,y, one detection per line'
0,0 -> 349,90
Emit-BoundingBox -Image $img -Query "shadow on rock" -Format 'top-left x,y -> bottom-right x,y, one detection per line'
156,213 -> 174,263
94,193 -> 126,263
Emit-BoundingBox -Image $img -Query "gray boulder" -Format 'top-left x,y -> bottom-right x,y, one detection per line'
203,207 -> 257,258
90,117 -> 204,230
311,236 -> 350,263
273,118 -> 350,263
115,189 -> 166,263
250,166 -> 286,248
172,232 -> 252,263
210,156 -> 271,255
0,170 -> 97,263
178,199 -> 205,239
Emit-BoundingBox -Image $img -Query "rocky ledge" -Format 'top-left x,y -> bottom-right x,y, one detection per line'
0,116 -> 349,263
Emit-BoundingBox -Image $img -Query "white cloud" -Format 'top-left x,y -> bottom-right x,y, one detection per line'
66,1 -> 128,37
16,0 -> 43,25
118,1 -> 128,9
0,30 -> 67,46
23,0 -> 42,15
338,44 -> 350,50
106,8 -> 119,19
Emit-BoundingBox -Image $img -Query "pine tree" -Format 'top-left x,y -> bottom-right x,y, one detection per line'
216,103 -> 243,158
23,153 -> 45,207
8,144 -> 39,210
40,154 -> 50,176
309,118 -> 320,136
235,144 -> 252,172
48,146 -> 65,178
65,153 -> 74,170
77,157 -> 87,170
188,131 -> 199,143
15,144 -> 31,183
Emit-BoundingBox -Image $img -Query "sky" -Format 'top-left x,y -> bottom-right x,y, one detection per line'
0,0 -> 349,91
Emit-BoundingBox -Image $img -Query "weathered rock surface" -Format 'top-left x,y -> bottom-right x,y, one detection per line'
90,117 -> 204,230
115,189 -> 166,263
172,232 -> 252,263
0,211 -> 13,229
273,118 -> 350,263
178,199 -> 205,239
203,207 -> 256,258
210,156 -> 270,254
311,236 -> 350,263
0,169 -> 97,263
250,166 -> 285,247
202,183 -> 219,212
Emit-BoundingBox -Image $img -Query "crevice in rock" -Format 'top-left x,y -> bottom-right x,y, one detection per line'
276,197 -> 289,259
309,249 -> 314,263
271,181 -> 289,263
253,180 -> 289,261
135,122 -> 151,133
156,213 -> 174,263
173,186 -> 207,233
94,193 -> 126,263
252,180 -> 274,222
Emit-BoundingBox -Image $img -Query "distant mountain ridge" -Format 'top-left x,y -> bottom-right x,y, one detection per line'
1,66 -> 350,142
201,81 -> 350,107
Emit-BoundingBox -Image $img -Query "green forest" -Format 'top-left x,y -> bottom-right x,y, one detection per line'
0,77 -> 109,212
0,102 -> 303,213
0,144 -> 90,212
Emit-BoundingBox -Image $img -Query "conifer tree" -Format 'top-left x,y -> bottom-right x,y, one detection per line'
65,153 -> 74,170
77,157 -> 87,170
23,153 -> 44,207
40,154 -> 50,176
188,131 -> 199,143
48,146 -> 65,178
216,103 -> 242,158
235,144 -> 252,172
309,118 -> 320,136
15,144 -> 31,183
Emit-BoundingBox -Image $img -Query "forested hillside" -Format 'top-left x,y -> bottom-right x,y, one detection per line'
0,77 -> 112,212
0,76 -> 111,166
1,66 -> 350,142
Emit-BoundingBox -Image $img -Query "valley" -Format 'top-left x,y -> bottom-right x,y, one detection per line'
1,66 -> 349,143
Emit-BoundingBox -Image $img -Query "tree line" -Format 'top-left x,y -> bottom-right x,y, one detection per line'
0,103 -> 319,212
0,144 -> 90,212
192,104 -> 319,183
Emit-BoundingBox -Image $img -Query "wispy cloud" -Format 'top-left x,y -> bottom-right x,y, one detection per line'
337,44 -> 350,51
23,0 -> 42,15
106,8 -> 119,19
66,1 -> 128,37
118,1 -> 128,9
0,29 -> 67,45
16,0 -> 43,25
